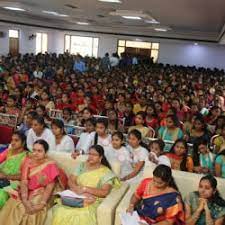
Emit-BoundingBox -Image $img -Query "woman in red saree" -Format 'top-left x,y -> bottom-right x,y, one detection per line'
127,165 -> 185,225
0,139 -> 60,225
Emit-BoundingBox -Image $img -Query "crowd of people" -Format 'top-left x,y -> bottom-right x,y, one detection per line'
0,52 -> 225,224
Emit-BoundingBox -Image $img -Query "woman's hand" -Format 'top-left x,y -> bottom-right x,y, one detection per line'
197,198 -> 206,212
126,204 -> 135,215
203,200 -> 210,212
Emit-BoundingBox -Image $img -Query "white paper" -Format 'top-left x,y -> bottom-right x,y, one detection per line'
120,211 -> 141,225
57,190 -> 87,199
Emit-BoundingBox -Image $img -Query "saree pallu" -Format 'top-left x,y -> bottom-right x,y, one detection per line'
0,157 -> 60,225
165,153 -> 194,172
0,149 -> 27,208
52,162 -> 120,225
135,178 -> 185,225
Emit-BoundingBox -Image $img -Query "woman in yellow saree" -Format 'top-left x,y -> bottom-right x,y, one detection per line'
52,144 -> 120,225
0,139 -> 60,225
0,131 -> 27,208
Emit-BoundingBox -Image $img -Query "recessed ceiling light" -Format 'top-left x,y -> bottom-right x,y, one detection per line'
194,43 -> 198,45
145,19 -> 159,24
42,10 -> 58,15
58,14 -> 69,17
122,16 -> 142,20
3,6 -> 26,11
76,22 -> 89,25
154,28 -> 167,32
98,0 -> 121,3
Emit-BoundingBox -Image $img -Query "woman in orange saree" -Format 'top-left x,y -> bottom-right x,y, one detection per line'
0,139 -> 60,225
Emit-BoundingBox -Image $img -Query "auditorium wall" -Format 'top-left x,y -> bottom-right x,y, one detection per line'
1,23 -> 225,69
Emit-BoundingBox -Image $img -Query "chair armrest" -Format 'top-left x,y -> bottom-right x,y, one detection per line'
114,184 -> 138,225
97,183 -> 129,225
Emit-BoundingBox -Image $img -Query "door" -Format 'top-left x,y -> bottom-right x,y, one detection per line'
9,37 -> 19,56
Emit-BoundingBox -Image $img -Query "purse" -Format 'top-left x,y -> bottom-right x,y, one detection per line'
0,178 -> 10,188
61,196 -> 84,208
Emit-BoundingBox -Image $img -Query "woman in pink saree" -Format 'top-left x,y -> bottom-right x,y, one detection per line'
0,139 -> 60,225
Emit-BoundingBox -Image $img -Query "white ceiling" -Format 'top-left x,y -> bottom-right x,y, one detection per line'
0,0 -> 225,42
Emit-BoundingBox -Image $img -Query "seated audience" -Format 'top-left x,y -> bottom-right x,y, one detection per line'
0,132 -> 28,208
127,165 -> 185,224
0,140 -> 61,225
166,139 -> 194,172
51,119 -> 75,152
185,175 -> 225,225
26,116 -> 55,151
149,139 -> 171,167
52,145 -> 119,225
122,129 -> 148,183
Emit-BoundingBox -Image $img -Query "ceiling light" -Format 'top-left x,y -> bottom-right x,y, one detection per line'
58,14 -> 69,17
3,6 -> 26,11
98,0 -> 121,2
42,10 -> 58,15
76,22 -> 89,25
194,43 -> 198,45
122,16 -> 142,20
145,19 -> 159,24
154,28 -> 167,32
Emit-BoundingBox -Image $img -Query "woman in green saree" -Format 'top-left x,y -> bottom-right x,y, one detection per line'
52,144 -> 120,225
0,131 -> 28,208
185,175 -> 225,225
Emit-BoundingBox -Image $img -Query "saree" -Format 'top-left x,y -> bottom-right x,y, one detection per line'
52,161 -> 120,225
165,153 -> 194,172
0,149 -> 27,208
158,127 -> 183,152
135,178 -> 185,224
185,192 -> 225,225
0,157 -> 60,225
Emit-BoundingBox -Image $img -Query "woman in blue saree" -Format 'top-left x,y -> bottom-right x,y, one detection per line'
127,165 -> 185,225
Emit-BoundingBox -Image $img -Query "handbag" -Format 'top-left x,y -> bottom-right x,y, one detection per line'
61,196 -> 84,208
0,178 -> 10,188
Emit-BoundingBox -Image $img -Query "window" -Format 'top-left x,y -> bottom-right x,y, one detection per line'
9,29 -> 19,38
36,33 -> 48,54
64,35 -> 99,57
117,40 -> 160,62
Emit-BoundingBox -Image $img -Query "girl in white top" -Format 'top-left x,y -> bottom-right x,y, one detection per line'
121,129 -> 149,183
26,116 -> 55,152
51,119 -> 74,152
148,139 -> 171,167
75,118 -> 95,154
89,118 -> 112,150
104,132 -> 133,179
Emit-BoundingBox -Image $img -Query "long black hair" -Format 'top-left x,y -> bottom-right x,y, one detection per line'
199,175 -> 225,207
170,139 -> 188,171
193,138 -> 210,166
33,115 -> 47,128
94,118 -> 108,145
128,129 -> 149,150
153,165 -> 179,192
12,131 -> 29,151
90,145 -> 111,169
51,119 -> 66,135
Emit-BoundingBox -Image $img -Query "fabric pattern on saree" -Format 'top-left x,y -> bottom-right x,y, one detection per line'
0,149 -> 27,208
0,157 -> 60,225
52,161 -> 120,225
135,178 -> 185,225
